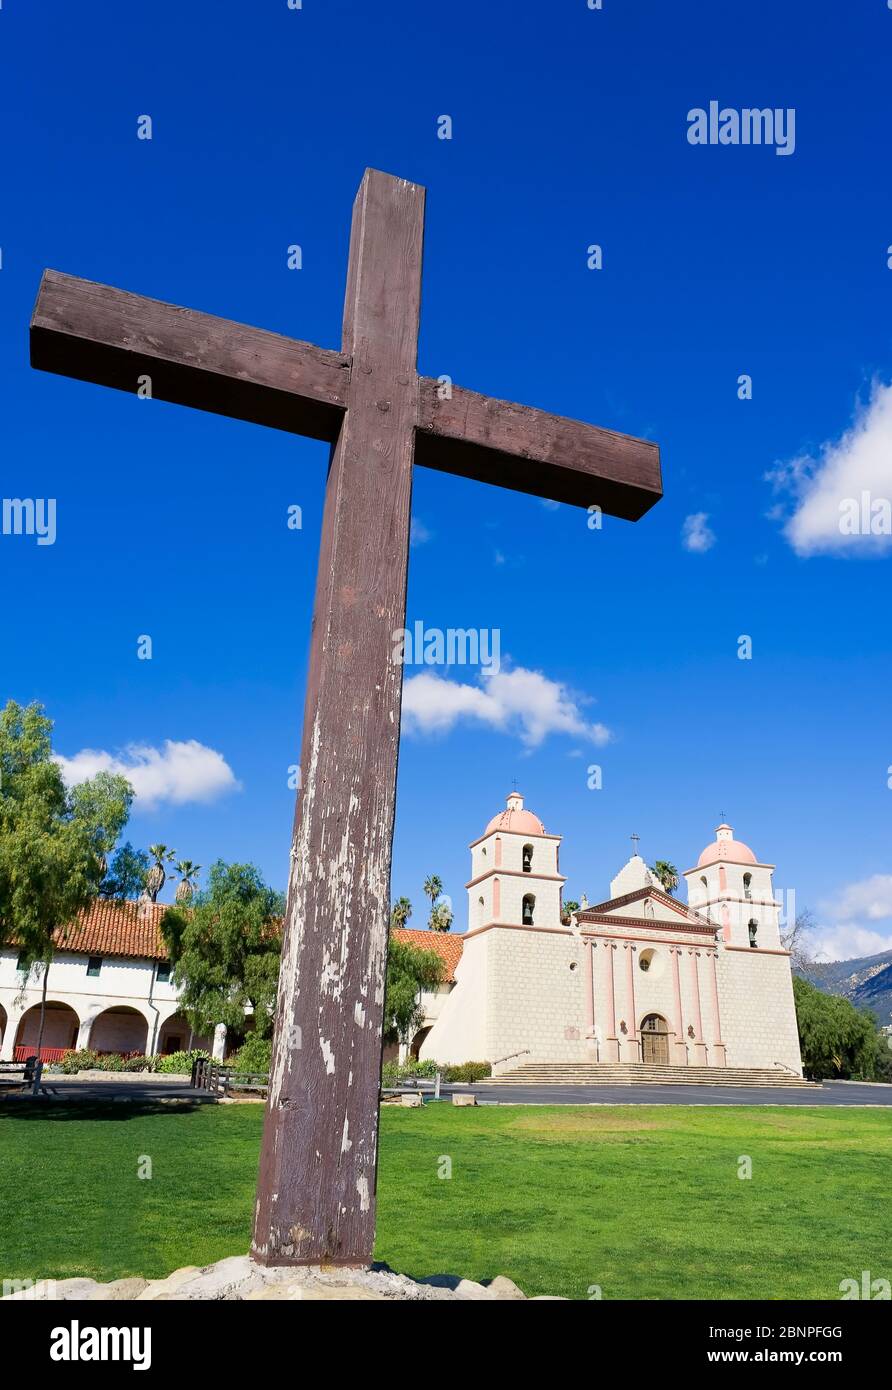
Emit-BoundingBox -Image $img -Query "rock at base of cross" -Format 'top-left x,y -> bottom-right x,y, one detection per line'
1,1255 -> 556,1301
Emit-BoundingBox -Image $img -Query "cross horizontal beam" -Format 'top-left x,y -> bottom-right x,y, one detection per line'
30,269 -> 350,442
30,269 -> 662,518
415,380 -> 660,520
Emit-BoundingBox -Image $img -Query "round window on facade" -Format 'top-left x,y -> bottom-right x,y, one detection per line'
638,948 -> 665,979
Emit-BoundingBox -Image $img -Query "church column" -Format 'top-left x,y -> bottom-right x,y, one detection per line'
0,1006 -> 23,1061
583,940 -> 598,1061
707,951 -> 727,1066
603,943 -> 620,1062
688,949 -> 708,1064
670,946 -> 687,1065
623,942 -> 639,1062
584,940 -> 595,1034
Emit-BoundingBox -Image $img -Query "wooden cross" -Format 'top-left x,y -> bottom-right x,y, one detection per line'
30,168 -> 662,1267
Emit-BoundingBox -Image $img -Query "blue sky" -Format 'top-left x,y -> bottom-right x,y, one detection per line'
1,1 -> 890,960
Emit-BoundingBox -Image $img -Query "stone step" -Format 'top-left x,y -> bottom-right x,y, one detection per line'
481,1063 -> 816,1087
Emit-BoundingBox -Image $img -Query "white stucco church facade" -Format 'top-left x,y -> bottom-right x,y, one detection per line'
418,793 -> 803,1078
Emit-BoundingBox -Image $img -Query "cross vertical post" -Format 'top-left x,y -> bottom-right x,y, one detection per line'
250,171 -> 425,1266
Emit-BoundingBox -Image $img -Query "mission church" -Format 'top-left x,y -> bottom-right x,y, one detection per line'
0,789 -> 802,1081
408,792 -> 803,1078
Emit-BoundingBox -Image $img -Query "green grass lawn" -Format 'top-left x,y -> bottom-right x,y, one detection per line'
1,1100 -> 889,1299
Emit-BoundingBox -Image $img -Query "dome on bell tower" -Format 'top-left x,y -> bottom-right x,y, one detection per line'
697,823 -> 757,868
484,792 -> 546,837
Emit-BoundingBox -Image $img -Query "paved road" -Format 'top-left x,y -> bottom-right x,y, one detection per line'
466,1080 -> 892,1106
4,1077 -> 891,1108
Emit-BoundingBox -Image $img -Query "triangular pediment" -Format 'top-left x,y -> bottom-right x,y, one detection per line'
579,886 -> 712,929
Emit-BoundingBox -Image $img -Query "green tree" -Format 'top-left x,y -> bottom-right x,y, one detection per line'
793,975 -> 883,1080
99,842 -> 150,901
651,861 -> 679,896
160,861 -> 284,1040
561,899 -> 580,924
383,935 -> 445,1046
390,896 -> 413,929
0,700 -> 133,1056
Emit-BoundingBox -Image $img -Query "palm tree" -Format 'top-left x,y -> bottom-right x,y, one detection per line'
145,844 -> 176,903
390,897 -> 413,929
651,861 -> 679,896
561,899 -> 580,924
423,874 -> 444,929
174,860 -> 202,904
429,901 -> 453,933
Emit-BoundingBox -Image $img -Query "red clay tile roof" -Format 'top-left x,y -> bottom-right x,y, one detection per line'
9,901 -> 465,979
391,927 -> 463,982
52,899 -> 171,961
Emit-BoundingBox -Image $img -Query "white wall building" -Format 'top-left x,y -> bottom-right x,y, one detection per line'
0,900 -> 219,1063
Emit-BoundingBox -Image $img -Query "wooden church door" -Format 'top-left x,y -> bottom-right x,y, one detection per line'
641,1014 -> 670,1064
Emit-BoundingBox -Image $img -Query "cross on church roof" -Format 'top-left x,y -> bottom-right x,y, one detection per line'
631,832 -> 640,857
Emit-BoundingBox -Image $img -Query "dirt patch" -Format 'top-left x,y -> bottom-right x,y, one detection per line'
508,1110 -> 670,1138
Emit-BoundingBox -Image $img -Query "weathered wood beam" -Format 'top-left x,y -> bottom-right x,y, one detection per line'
415,378 -> 662,520
251,168 -> 425,1267
30,269 -> 350,442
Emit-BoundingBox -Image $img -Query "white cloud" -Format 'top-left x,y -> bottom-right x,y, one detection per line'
401,665 -> 611,749
410,516 -> 431,547
57,739 -> 240,809
766,380 -> 892,556
818,874 -> 892,923
810,923 -> 892,964
805,874 -> 892,961
681,512 -> 716,553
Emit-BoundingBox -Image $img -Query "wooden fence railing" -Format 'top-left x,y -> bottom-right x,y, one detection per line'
0,1057 -> 42,1091
191,1058 -> 268,1097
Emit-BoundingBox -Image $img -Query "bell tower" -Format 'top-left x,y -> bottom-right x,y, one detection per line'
467,792 -> 565,931
684,822 -> 781,949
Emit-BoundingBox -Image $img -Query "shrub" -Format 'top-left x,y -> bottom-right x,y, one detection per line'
443,1061 -> 491,1083
381,1060 -> 429,1086
156,1048 -> 210,1075
232,1034 -> 271,1074
59,1049 -> 100,1074
380,1059 -> 492,1085
125,1055 -> 157,1073
57,1051 -> 152,1073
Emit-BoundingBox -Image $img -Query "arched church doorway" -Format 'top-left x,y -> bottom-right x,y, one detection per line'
409,1026 -> 432,1061
640,1013 -> 670,1065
